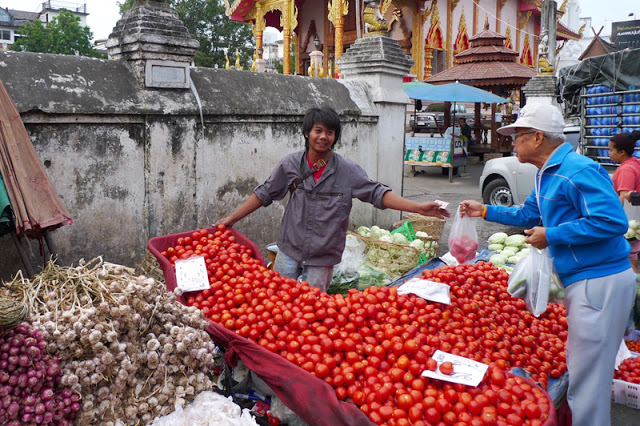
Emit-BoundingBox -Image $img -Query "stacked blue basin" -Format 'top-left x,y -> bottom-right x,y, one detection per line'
586,85 -> 620,163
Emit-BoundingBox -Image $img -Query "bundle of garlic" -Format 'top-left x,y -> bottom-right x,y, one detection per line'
1,257 -> 220,426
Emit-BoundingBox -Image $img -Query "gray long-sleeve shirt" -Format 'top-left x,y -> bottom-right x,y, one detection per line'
254,150 -> 390,266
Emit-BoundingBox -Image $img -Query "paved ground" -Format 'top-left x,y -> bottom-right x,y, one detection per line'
400,160 -> 640,425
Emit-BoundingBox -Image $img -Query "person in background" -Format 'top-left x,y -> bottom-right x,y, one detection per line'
216,107 -> 449,292
608,130 -> 640,274
458,117 -> 473,144
459,103 -> 635,426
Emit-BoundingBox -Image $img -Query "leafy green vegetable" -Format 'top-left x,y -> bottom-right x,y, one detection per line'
487,243 -> 504,252
505,234 -> 526,247
488,232 -> 508,245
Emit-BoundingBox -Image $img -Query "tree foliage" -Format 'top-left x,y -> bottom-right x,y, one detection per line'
119,0 -> 254,69
11,10 -> 101,57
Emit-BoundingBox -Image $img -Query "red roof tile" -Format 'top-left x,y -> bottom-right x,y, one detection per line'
425,62 -> 536,86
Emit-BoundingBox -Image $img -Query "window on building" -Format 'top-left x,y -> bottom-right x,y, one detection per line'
432,49 -> 446,75
0,30 -> 11,41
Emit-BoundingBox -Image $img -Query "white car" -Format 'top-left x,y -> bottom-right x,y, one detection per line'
479,125 -> 581,206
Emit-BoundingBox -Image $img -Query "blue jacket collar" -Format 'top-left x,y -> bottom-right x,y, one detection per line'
542,142 -> 574,172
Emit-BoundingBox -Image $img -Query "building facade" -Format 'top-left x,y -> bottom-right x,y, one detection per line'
0,1 -> 88,51
224,0 -> 581,79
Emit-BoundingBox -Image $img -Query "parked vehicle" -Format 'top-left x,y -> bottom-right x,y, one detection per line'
479,125 -> 580,206
410,103 -> 474,134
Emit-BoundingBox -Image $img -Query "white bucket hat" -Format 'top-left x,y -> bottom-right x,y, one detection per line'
497,103 -> 565,135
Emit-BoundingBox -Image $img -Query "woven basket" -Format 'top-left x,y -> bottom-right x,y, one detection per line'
392,215 -> 445,259
396,214 -> 446,241
349,232 -> 421,279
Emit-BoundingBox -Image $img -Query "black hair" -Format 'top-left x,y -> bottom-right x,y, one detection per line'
302,107 -> 342,150
611,130 -> 640,156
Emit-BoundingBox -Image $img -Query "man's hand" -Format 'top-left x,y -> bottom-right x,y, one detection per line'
524,226 -> 548,249
414,201 -> 450,219
213,216 -> 235,228
459,200 -> 485,218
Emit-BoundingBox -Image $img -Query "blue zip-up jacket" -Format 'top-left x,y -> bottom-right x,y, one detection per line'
486,143 -> 630,287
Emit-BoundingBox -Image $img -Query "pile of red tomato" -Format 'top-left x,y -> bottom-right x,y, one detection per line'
614,356 -> 640,385
163,225 -> 568,425
625,339 -> 640,353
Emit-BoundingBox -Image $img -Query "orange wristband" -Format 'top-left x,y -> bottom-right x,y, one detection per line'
481,205 -> 487,219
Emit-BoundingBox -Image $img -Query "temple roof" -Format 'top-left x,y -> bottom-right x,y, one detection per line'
425,61 -> 536,87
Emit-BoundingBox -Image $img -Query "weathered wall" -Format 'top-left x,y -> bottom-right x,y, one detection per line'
0,51 -> 405,280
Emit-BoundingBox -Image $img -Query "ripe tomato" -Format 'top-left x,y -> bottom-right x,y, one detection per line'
439,361 -> 454,375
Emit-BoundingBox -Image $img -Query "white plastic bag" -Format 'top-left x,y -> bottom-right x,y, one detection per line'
151,391 -> 258,426
447,206 -> 479,264
507,248 -> 553,317
333,233 -> 367,276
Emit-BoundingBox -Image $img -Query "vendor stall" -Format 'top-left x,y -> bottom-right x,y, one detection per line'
404,127 -> 467,182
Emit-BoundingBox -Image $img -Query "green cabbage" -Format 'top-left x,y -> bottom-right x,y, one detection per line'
625,228 -> 636,239
369,225 -> 383,238
391,233 -> 408,245
357,226 -> 370,237
409,239 -> 424,251
505,234 -> 526,247
507,255 -> 522,264
501,246 -> 519,256
379,235 -> 392,243
415,231 -> 430,238
487,243 -> 504,252
630,220 -> 640,230
488,232 -> 508,245
489,254 -> 507,266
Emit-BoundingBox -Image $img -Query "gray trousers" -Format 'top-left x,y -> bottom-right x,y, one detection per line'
564,268 -> 636,426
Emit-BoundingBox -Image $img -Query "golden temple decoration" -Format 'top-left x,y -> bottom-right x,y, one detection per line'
499,0 -> 508,9
451,0 -> 461,12
424,2 -> 443,78
225,51 -> 230,69
484,15 -> 489,30
235,48 -> 242,70
328,0 -> 349,74
364,0 -> 389,36
520,33 -> 533,66
389,8 -> 412,55
380,0 -> 393,15
410,1 -> 434,79
578,22 -> 586,37
559,0 -> 568,13
505,22 -> 513,49
453,7 -> 469,64
517,10 -> 532,30
251,51 -> 258,72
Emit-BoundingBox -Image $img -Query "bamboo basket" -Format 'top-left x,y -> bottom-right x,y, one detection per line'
393,214 -> 445,259
349,232 -> 421,279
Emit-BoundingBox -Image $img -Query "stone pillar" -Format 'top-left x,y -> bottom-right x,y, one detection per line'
337,35 -> 413,227
522,75 -> 560,108
105,0 -> 199,89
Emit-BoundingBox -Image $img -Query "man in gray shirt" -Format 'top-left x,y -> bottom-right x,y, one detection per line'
217,107 -> 449,291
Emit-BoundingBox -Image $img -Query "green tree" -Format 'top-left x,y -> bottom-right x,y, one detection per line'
118,0 -> 254,69
11,9 -> 101,57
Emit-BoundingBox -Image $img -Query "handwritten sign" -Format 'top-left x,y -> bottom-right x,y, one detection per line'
175,256 -> 209,292
422,350 -> 488,387
397,278 -> 451,304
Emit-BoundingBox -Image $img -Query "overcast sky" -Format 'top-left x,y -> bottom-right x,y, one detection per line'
2,0 -> 638,41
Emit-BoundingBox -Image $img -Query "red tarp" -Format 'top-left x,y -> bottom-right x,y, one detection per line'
0,79 -> 72,236
148,227 -> 373,426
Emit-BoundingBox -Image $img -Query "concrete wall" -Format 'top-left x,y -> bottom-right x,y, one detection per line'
0,51 -> 406,280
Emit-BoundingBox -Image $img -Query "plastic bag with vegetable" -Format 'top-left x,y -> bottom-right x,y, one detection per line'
447,206 -> 479,264
507,248 -> 555,317
333,233 -> 366,276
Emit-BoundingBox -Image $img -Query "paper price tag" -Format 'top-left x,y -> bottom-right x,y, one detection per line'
422,350 -> 488,387
175,256 -> 209,292
397,278 -> 451,304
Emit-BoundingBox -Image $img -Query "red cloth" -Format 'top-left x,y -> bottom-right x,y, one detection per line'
306,153 -> 327,183
613,157 -> 640,194
148,227 -> 372,426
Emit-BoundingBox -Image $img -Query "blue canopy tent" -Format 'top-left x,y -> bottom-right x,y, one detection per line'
403,81 -> 432,133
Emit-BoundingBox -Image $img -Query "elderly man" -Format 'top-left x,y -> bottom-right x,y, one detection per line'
460,103 -> 635,426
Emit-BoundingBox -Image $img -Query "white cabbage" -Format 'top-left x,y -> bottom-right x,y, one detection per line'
505,234 -> 526,247
488,232 -> 508,245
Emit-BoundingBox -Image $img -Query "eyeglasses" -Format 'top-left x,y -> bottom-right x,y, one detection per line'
514,130 -> 538,140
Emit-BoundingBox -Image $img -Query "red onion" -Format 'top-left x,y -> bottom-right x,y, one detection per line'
0,323 -> 79,425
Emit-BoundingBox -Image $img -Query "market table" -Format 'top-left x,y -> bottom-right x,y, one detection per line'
404,129 -> 467,182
